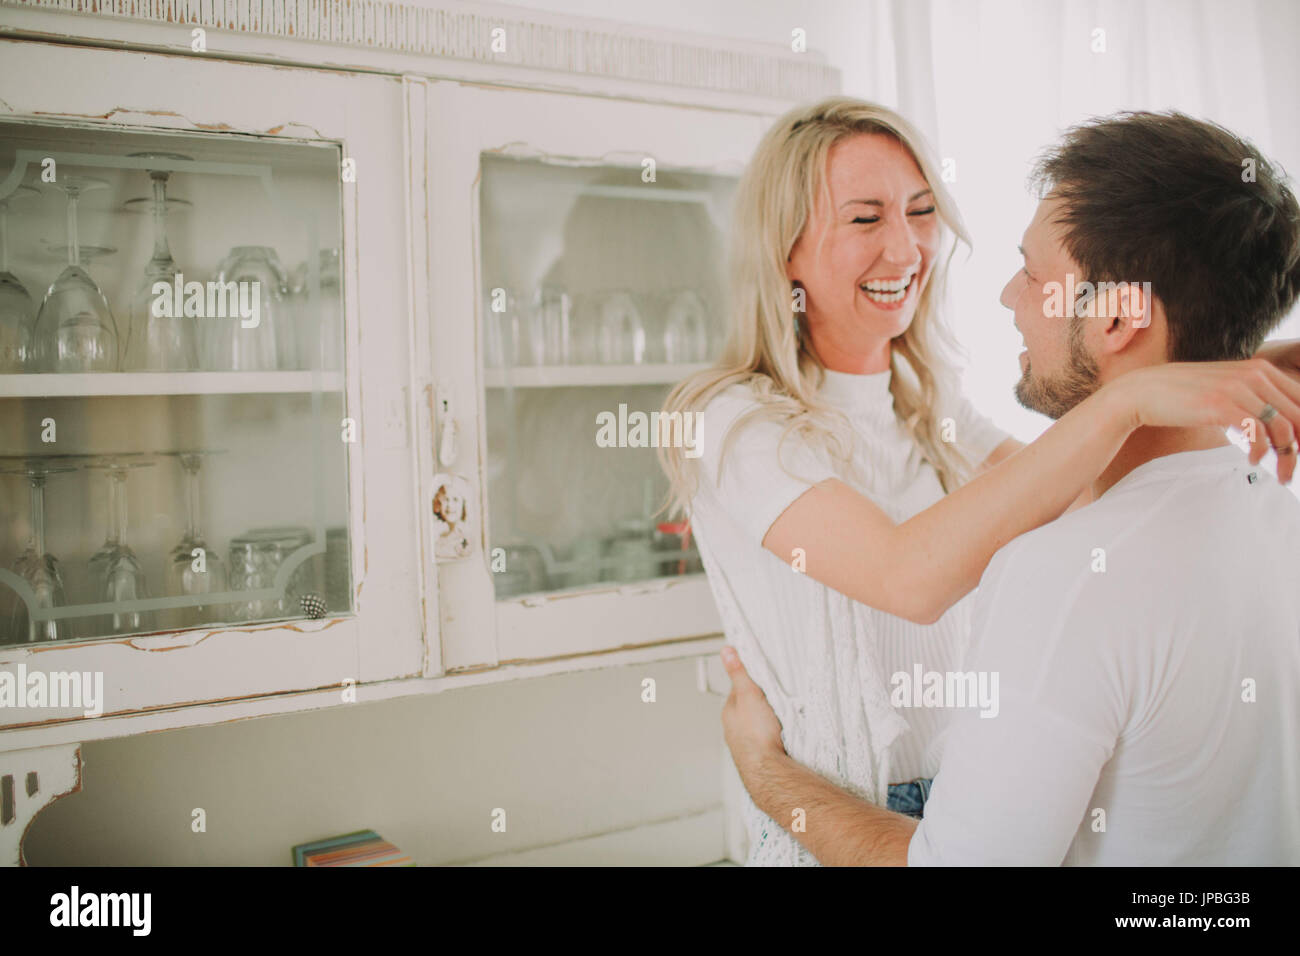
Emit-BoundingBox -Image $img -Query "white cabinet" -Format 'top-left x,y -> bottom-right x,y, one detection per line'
421,82 -> 766,670
0,38 -> 788,736
0,40 -> 428,724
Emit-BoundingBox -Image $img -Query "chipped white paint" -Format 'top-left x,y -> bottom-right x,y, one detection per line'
0,0 -> 839,101
0,744 -> 80,866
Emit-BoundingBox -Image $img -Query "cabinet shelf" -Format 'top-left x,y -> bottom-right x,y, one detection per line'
483,363 -> 708,389
0,371 -> 345,398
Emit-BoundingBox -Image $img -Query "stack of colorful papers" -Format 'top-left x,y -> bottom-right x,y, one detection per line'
292,830 -> 414,867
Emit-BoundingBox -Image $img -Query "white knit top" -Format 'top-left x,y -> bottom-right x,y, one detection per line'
690,367 -> 1009,866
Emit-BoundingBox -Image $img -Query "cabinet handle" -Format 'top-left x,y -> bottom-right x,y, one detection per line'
436,385 -> 457,467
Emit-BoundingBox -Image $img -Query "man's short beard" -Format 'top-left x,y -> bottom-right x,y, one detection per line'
1014,317 -> 1101,419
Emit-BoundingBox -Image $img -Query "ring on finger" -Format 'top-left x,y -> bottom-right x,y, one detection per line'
1278,440 -> 1300,456
1259,404 -> 1279,424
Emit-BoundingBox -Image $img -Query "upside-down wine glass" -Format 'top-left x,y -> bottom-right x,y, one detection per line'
122,154 -> 198,370
1,456 -> 76,643
33,175 -> 119,372
0,185 -> 39,372
86,454 -> 155,635
165,449 -> 227,628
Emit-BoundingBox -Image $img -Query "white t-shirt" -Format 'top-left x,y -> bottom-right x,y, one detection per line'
690,368 -> 1008,865
909,444 -> 1300,866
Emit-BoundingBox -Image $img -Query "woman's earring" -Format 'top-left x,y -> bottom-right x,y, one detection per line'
791,282 -> 806,336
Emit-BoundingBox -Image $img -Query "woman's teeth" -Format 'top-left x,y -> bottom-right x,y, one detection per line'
861,275 -> 913,304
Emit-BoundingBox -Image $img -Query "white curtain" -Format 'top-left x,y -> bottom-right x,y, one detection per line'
858,0 -> 1300,443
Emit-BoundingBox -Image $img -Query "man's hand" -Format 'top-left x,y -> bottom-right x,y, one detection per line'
1258,337 -> 1300,379
719,646 -> 786,788
717,645 -> 917,866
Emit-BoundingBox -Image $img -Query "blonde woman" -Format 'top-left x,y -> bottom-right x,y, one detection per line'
660,96 -> 1300,866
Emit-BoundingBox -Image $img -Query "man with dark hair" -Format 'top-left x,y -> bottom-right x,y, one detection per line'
1016,111 -> 1300,418
718,110 -> 1300,865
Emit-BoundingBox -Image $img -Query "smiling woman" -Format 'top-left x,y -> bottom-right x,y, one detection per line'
658,95 -> 1300,867
788,135 -> 942,365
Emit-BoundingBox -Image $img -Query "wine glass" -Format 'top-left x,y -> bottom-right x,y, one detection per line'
33,176 -> 119,372
122,154 -> 198,371
0,184 -> 39,372
163,449 -> 227,628
0,456 -> 77,643
85,454 -> 154,635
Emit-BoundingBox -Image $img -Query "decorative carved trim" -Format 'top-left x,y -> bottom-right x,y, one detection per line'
1,744 -> 82,866
0,0 -> 840,100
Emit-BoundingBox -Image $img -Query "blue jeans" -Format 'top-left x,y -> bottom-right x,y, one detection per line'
887,777 -> 932,820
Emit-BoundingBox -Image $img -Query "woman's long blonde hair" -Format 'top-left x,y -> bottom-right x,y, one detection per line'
660,96 -> 976,516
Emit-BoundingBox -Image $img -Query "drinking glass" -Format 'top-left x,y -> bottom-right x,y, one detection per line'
122,154 -> 198,371
568,294 -> 601,365
602,518 -> 658,582
1,456 -> 76,643
534,287 -> 571,365
86,454 -> 155,635
597,291 -> 646,365
662,289 -> 709,363
291,248 -> 344,371
33,176 -> 119,372
518,296 -> 546,367
491,542 -> 548,598
163,449 -> 228,628
484,287 -> 520,368
0,185 -> 39,372
201,246 -> 289,371
228,526 -> 314,621
559,535 -> 604,589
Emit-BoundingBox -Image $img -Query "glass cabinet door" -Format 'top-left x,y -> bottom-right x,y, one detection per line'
426,81 -> 766,668
0,40 -> 422,729
480,155 -> 735,599
0,120 -> 352,646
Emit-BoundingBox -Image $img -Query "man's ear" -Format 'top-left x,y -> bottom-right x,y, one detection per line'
1096,282 -> 1151,356
1123,281 -> 1152,330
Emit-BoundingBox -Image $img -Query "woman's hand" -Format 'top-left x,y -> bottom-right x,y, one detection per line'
1111,355 -> 1300,482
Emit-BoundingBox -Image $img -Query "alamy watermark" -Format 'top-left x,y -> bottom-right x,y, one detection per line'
1044,273 -> 1151,326
0,665 -> 104,717
50,886 -> 150,936
595,404 -> 703,458
151,272 -> 261,328
890,665 -> 1000,718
